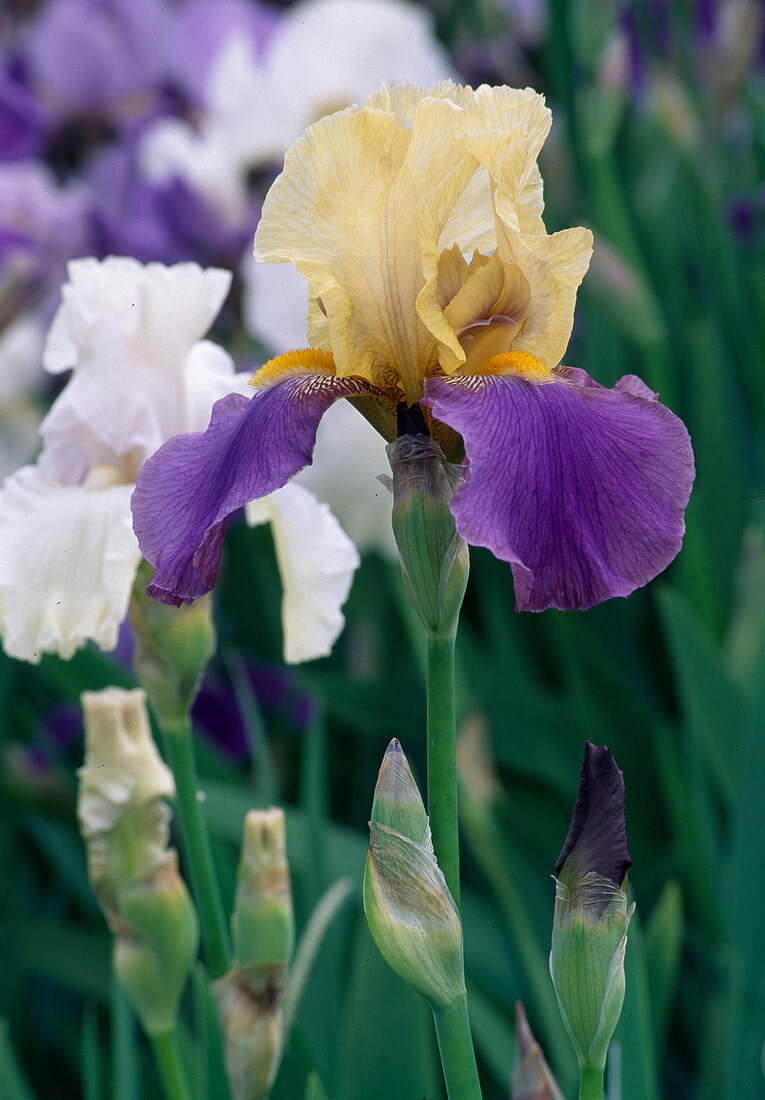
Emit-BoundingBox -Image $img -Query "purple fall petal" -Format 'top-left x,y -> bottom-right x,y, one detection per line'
556,741 -> 631,889
422,370 -> 694,612
131,373 -> 374,605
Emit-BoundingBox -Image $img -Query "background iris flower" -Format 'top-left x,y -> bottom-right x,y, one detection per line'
0,256 -> 358,663
133,82 -> 694,614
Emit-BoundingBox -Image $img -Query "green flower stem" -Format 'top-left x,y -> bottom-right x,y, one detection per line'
426,631 -> 460,908
151,1028 -> 192,1100
163,719 -> 231,979
578,1064 -> 605,1100
425,634 -> 481,1096
432,996 -> 482,1100
424,638 -> 479,1091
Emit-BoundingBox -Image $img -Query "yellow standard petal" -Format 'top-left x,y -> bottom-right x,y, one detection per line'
254,80 -> 594,403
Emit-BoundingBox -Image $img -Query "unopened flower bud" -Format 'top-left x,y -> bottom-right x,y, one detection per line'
550,742 -> 634,1071
79,687 -> 175,917
129,558 -> 215,727
78,688 -> 199,1035
384,404 -> 469,639
363,739 -> 465,1009
114,850 -> 199,1036
231,808 -> 294,971
511,1001 -> 564,1100
216,809 -> 294,1100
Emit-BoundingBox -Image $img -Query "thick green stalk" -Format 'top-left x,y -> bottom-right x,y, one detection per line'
432,996 -> 482,1100
426,631 -> 460,907
579,1064 -> 605,1100
163,720 -> 231,978
151,1029 -> 192,1100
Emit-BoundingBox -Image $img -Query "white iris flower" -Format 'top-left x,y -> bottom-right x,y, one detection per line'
0,257 -> 358,664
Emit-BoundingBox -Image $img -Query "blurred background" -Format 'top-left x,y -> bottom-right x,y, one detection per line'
1,0 -> 764,1096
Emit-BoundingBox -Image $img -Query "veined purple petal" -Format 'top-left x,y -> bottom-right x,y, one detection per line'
422,369 -> 694,611
131,373 -> 374,605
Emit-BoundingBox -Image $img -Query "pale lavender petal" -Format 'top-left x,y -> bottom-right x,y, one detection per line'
132,373 -> 374,605
422,370 -> 694,611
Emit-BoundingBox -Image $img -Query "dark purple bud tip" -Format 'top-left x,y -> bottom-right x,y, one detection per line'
386,737 -> 403,755
555,742 -> 631,887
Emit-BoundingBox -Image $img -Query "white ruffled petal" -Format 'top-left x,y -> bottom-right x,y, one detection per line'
40,257 -> 235,479
0,466 -> 141,662
245,481 -> 359,663
44,257 -> 231,374
183,341 -> 250,431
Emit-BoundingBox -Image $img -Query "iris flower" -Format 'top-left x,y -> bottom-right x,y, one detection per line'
0,257 -> 358,663
132,83 -> 694,613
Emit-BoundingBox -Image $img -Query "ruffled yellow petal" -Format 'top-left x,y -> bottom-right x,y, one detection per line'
257,93 -> 476,401
456,85 -> 552,210
499,224 -> 593,369
254,80 -> 593,398
367,80 -> 474,117
433,245 -> 471,311
443,252 -> 528,331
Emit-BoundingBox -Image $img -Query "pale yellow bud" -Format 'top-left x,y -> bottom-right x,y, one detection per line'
78,687 -> 198,1036
78,687 -> 174,917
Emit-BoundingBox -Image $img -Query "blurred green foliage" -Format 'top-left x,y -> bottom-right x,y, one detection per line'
2,1 -> 765,1097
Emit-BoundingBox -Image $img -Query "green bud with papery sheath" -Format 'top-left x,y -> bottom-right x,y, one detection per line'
385,404 -> 469,640
129,558 -> 215,728
231,808 -> 294,971
114,851 -> 199,1036
550,742 -> 634,1072
364,739 -> 465,1009
78,688 -> 198,1036
216,809 -> 294,1100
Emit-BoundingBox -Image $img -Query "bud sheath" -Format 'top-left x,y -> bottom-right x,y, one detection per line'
363,740 -> 465,1010
216,809 -> 294,1100
78,688 -> 198,1037
550,743 -> 633,1078
386,408 -> 469,640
